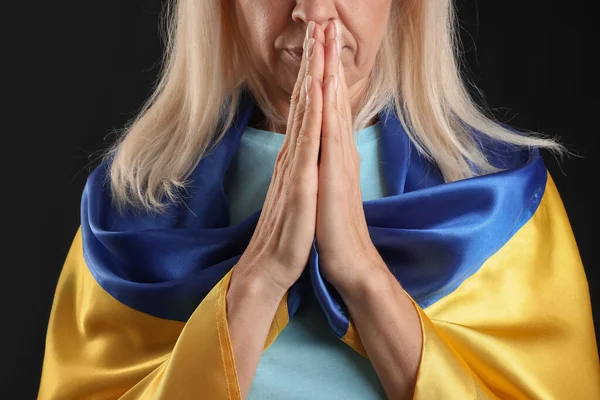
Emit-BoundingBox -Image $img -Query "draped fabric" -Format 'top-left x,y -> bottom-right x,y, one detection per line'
39,89 -> 600,399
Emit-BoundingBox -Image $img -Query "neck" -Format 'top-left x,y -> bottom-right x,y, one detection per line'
249,76 -> 375,134
248,108 -> 379,134
247,107 -> 277,133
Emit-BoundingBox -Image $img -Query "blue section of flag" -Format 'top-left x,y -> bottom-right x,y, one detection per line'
81,89 -> 546,341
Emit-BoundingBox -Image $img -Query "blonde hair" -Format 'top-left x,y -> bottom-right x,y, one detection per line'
105,0 -> 562,214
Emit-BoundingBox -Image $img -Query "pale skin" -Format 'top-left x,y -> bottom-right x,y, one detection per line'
227,4 -> 423,399
235,0 -> 389,133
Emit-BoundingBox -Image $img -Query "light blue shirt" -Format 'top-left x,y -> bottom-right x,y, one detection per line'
224,124 -> 388,399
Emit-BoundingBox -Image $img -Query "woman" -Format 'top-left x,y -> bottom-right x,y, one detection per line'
39,0 -> 599,399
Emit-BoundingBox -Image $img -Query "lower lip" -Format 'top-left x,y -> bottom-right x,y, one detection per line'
285,47 -> 345,63
285,49 -> 302,63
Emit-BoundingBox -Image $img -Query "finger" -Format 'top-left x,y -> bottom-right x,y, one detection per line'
321,74 -> 341,171
321,22 -> 345,165
292,28 -> 325,176
289,23 -> 325,141
337,56 -> 352,132
334,49 -> 354,161
323,23 -> 339,101
292,73 -> 323,177
287,26 -> 324,170
286,21 -> 316,143
287,38 -> 313,146
325,20 -> 352,164
331,21 -> 358,165
332,21 -> 352,136
312,23 -> 326,82
280,21 -> 317,172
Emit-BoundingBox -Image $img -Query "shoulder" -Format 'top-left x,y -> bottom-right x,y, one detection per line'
80,158 -> 156,231
84,159 -> 111,195
470,124 -> 545,173
81,157 -> 208,231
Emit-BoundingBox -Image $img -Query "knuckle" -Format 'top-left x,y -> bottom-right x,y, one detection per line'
281,176 -> 295,197
294,73 -> 305,92
287,169 -> 315,190
295,133 -> 306,146
290,89 -> 300,106
292,108 -> 305,124
285,168 -> 298,186
275,149 -> 288,168
274,160 -> 285,178
275,148 -> 285,164
296,130 -> 320,147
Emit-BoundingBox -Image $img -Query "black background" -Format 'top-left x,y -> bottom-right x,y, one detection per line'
9,0 -> 598,398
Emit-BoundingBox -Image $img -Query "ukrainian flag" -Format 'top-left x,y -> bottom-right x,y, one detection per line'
39,92 -> 600,399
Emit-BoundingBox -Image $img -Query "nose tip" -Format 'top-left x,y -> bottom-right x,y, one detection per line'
292,3 -> 338,33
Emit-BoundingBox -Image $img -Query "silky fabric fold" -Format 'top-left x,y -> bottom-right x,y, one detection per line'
82,87 -> 545,338
40,87 -> 600,400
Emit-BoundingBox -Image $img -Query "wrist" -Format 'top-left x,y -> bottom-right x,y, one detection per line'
227,259 -> 288,312
336,258 -> 397,306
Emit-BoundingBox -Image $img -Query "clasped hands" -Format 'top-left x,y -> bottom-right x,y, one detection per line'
300,20 -> 389,299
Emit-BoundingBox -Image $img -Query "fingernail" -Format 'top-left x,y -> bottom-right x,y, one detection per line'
306,75 -> 313,94
307,21 -> 316,40
334,20 -> 341,38
336,38 -> 342,58
333,75 -> 339,92
307,38 -> 315,58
